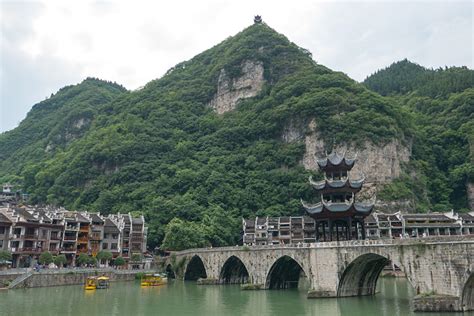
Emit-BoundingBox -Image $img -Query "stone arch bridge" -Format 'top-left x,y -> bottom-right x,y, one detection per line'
165,236 -> 474,312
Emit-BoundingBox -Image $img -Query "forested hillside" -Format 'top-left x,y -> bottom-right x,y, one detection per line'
364,60 -> 474,212
1,23 -> 471,250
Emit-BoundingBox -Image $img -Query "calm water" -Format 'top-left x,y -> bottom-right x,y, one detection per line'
0,278 -> 469,316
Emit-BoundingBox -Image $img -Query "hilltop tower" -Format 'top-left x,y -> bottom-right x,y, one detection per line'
301,151 -> 374,241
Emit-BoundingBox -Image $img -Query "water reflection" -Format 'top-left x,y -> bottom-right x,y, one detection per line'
0,278 -> 468,316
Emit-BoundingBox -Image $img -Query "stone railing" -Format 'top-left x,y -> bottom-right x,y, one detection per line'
170,235 -> 474,256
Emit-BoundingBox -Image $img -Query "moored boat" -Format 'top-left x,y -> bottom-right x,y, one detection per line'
96,276 -> 110,289
85,276 -> 97,290
140,273 -> 167,287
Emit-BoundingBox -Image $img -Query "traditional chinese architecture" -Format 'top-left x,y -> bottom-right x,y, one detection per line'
301,151 -> 374,241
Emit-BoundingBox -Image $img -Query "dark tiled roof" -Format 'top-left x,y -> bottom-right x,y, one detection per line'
403,214 -> 451,221
75,213 -> 90,223
90,213 -> 104,224
132,217 -> 143,225
0,212 -> 12,223
104,218 -> 120,233
256,218 -> 266,225
15,208 -> 37,221
459,213 -> 474,220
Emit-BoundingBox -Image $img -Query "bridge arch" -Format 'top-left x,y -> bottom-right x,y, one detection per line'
184,255 -> 207,281
219,255 -> 249,284
462,273 -> 474,311
165,263 -> 175,279
265,255 -> 309,290
337,253 -> 390,297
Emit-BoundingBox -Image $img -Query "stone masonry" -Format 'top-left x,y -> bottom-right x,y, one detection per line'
168,236 -> 474,312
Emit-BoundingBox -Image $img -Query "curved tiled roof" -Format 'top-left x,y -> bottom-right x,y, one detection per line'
309,176 -> 364,191
316,151 -> 356,170
301,200 -> 374,216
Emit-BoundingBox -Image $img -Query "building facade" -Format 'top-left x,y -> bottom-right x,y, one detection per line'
0,204 -> 148,268
243,211 -> 474,246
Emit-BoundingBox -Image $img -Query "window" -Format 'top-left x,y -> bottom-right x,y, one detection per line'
0,227 -> 5,234
0,240 -> 3,248
111,243 -> 117,250
103,243 -> 108,250
42,230 -> 48,238
112,234 -> 118,239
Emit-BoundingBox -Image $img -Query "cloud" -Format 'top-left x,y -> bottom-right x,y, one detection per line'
1,0 -> 472,132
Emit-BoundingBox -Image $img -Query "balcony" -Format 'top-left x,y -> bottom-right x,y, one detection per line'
50,235 -> 61,241
15,247 -> 42,254
79,226 -> 90,232
78,237 -> 89,243
65,225 -> 79,231
90,233 -> 102,240
77,248 -> 88,254
23,233 -> 38,239
61,247 -> 77,253
64,235 -> 77,241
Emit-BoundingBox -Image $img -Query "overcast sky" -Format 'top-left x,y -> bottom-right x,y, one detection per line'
1,0 -> 472,133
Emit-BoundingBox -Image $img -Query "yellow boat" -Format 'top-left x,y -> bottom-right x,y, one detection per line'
96,276 -> 110,289
85,276 -> 110,290
85,276 -> 98,290
141,273 -> 167,287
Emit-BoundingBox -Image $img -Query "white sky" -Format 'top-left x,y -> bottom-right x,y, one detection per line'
1,0 -> 472,132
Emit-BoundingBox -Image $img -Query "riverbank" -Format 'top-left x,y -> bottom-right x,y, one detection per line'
1,268 -> 156,289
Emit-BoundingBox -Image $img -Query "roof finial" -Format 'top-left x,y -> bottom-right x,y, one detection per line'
254,15 -> 262,24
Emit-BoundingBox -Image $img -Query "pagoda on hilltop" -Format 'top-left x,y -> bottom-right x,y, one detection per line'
301,151 -> 374,242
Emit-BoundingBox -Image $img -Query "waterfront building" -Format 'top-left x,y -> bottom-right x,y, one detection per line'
0,212 -> 12,251
243,210 -> 474,245
0,204 -> 148,268
301,151 -> 374,241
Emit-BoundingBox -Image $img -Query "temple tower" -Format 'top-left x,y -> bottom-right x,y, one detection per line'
301,151 -> 374,241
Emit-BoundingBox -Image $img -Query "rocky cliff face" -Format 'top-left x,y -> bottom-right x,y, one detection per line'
209,60 -> 265,114
283,118 -> 412,202
467,182 -> 474,211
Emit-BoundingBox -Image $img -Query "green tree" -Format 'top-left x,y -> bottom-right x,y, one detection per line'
114,256 -> 126,267
0,250 -> 12,262
130,253 -> 142,263
39,252 -> 53,265
76,253 -> 90,266
53,254 -> 67,268
161,218 -> 208,251
88,256 -> 97,267
96,251 -> 113,266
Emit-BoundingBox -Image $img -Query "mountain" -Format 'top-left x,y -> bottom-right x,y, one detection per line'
1,22 -> 470,249
364,59 -> 474,212
0,78 -> 126,182
363,59 -> 474,97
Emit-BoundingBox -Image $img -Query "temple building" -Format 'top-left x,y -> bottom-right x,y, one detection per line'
301,151 -> 374,241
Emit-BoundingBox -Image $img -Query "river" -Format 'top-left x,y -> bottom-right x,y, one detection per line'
0,278 -> 468,316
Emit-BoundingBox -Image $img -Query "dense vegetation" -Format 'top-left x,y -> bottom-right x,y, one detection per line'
1,24 -> 472,250
364,60 -> 474,211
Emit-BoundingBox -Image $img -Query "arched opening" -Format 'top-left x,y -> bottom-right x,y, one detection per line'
266,256 -> 306,290
338,253 -> 390,297
165,264 -> 175,279
462,273 -> 474,311
219,256 -> 249,284
184,255 -> 207,281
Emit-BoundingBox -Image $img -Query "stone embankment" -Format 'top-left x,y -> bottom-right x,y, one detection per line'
2,268 -> 155,289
